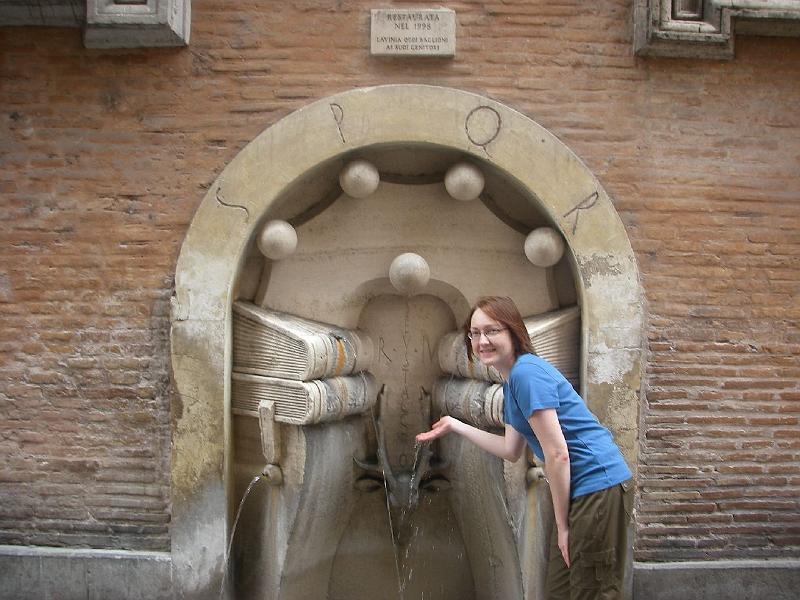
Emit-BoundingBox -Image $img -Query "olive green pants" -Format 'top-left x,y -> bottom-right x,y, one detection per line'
545,480 -> 633,600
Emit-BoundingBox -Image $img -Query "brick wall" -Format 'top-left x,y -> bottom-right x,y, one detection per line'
1,1 -> 798,559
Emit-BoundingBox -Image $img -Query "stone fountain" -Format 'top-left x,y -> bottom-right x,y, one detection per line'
222,148 -> 583,600
168,85 -> 644,600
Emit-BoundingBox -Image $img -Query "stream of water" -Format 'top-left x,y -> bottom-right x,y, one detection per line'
398,442 -> 424,598
218,474 -> 264,600
368,407 -> 405,600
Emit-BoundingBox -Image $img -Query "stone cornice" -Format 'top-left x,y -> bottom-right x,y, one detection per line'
634,0 -> 800,59
84,0 -> 190,48
0,0 -> 190,48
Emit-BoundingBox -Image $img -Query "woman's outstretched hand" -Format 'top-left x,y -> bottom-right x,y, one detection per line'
416,416 -> 460,443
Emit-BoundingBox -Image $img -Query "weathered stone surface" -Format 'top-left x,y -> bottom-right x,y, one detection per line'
388,252 -> 430,295
0,546 -> 172,600
339,159 -> 380,199
633,559 -> 800,600
444,161 -> 484,201
524,227 -> 565,268
256,219 -> 297,260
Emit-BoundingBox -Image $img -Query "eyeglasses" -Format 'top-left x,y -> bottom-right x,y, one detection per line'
467,328 -> 507,340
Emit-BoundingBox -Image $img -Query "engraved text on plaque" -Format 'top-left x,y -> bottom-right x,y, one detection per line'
370,9 -> 456,57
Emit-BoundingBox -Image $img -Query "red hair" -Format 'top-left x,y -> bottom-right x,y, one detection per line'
464,296 -> 534,361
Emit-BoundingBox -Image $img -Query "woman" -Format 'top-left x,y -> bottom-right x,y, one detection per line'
416,296 -> 632,600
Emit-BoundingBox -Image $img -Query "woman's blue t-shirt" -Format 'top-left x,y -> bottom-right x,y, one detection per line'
502,354 -> 631,499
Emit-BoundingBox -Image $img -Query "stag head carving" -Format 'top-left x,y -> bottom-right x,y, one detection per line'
354,388 -> 450,514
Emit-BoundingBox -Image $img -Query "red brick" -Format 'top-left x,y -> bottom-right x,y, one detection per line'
2,1 -> 799,562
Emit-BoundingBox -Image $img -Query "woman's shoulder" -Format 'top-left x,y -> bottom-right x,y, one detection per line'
513,353 -> 549,368
510,354 -> 553,379
512,354 -> 570,388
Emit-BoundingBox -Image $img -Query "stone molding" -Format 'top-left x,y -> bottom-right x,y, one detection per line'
633,559 -> 800,600
2,545 -> 797,599
85,0 -> 190,48
0,545 -> 172,600
634,0 -> 800,59
0,0 -> 191,48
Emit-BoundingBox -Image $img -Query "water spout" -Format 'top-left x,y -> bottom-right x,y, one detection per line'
354,404 -> 450,542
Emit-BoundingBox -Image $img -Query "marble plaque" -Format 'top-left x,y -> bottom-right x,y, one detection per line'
370,8 -> 456,57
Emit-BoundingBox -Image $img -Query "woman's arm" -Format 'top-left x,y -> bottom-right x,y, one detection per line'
416,416 -> 526,462
528,408 -> 571,567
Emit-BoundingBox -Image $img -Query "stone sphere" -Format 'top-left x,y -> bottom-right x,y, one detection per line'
257,220 -> 297,260
444,162 -> 485,201
389,253 -> 430,296
339,159 -> 380,198
524,227 -> 565,268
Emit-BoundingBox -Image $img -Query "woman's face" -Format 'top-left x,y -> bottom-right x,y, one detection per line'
470,308 -> 516,376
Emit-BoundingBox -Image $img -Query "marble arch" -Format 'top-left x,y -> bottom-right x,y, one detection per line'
169,84 -> 644,598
